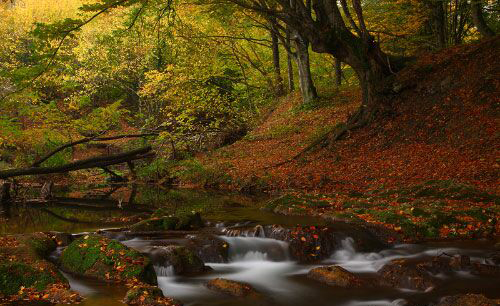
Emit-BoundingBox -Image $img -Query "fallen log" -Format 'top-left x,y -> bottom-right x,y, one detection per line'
32,133 -> 158,167
0,146 -> 153,179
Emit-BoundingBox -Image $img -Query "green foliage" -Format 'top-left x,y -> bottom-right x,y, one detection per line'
136,158 -> 172,181
174,159 -> 232,188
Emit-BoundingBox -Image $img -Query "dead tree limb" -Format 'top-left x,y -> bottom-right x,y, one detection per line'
32,133 -> 158,167
0,146 -> 153,179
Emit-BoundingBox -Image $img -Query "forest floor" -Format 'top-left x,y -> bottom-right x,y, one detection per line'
193,37 -> 500,242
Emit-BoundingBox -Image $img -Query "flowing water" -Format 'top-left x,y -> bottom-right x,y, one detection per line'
1,185 -> 499,305
63,232 -> 499,306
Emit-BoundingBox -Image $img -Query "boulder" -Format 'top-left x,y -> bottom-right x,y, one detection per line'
307,265 -> 369,288
436,294 -> 500,306
130,212 -> 203,232
60,235 -> 156,284
471,262 -> 500,277
186,234 -> 229,263
378,259 -> 437,291
0,233 -> 82,304
124,283 -> 182,306
45,231 -> 74,247
149,245 -> 211,275
206,278 -> 261,298
449,255 -> 471,270
418,256 -> 454,274
265,225 -> 338,262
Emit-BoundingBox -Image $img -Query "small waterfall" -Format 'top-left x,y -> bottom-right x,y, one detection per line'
48,246 -> 64,263
220,236 -> 290,262
154,265 -> 175,277
221,224 -> 266,237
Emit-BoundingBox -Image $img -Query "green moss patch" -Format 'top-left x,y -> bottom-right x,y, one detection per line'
264,193 -> 331,216
0,233 -> 78,303
130,211 -> 203,232
0,262 -> 59,295
60,235 -> 156,284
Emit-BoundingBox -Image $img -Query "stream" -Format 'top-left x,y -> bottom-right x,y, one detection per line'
1,185 -> 499,305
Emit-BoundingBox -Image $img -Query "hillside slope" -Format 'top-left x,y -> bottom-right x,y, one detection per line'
192,37 -> 499,241
199,37 -> 499,194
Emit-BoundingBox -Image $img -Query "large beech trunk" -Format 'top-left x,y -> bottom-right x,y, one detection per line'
229,0 -> 405,125
304,2 -> 398,125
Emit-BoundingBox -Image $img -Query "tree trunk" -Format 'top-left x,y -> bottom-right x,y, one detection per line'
334,58 -> 342,86
470,0 -> 495,38
286,30 -> 295,92
0,146 -> 153,179
294,35 -> 318,104
0,181 -> 11,205
270,23 -> 285,96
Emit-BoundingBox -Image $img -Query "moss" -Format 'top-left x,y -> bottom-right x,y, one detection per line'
24,233 -> 57,258
151,207 -> 170,218
265,194 -> 330,212
411,180 -> 498,203
176,212 -> 203,230
130,212 -> 203,232
130,217 -> 179,232
60,235 -> 156,283
0,262 -> 58,295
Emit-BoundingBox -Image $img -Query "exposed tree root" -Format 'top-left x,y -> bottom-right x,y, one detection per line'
265,105 -> 380,169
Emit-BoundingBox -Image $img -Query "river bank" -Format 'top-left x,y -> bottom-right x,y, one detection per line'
1,186 -> 499,305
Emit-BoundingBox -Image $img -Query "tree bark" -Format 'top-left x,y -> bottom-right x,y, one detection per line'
270,21 -> 285,96
0,181 -> 11,204
294,34 -> 318,104
32,133 -> 158,167
227,0 -> 406,124
470,0 -> 495,38
426,0 -> 447,48
0,146 -> 153,179
334,58 -> 342,86
286,30 -> 295,92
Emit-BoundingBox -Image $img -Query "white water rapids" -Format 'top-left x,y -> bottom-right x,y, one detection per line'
63,234 -> 497,306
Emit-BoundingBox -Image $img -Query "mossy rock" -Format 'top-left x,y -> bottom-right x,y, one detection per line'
130,217 -> 180,232
0,262 -> 64,295
124,283 -> 182,306
0,234 -> 79,303
149,245 -> 210,275
60,235 -> 156,284
130,212 -> 203,232
26,233 -> 57,258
